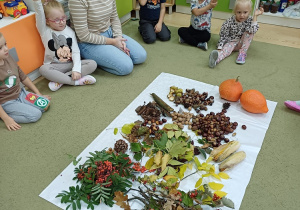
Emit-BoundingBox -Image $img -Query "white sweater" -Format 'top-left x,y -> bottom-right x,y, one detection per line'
33,1 -> 81,73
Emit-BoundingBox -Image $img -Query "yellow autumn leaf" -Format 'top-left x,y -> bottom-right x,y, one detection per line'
178,164 -> 187,179
209,165 -> 215,174
161,154 -> 171,171
186,163 -> 193,170
215,191 -> 227,198
195,178 -> 202,188
145,157 -> 154,170
202,173 -> 211,177
212,173 -> 221,180
194,157 -> 201,168
198,185 -> 205,192
202,195 -> 212,204
206,156 -> 213,163
208,182 -> 224,191
154,151 -> 162,166
218,172 -> 230,179
149,175 -> 158,182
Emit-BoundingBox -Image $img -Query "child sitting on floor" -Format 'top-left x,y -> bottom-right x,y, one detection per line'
0,32 -> 51,131
33,0 -> 97,91
138,0 -> 171,44
209,0 -> 264,68
178,0 -> 217,51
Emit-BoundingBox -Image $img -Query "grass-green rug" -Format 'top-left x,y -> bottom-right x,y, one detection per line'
0,20 -> 299,210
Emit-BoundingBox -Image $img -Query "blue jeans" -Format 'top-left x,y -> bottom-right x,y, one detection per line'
1,88 -> 50,123
78,27 -> 147,76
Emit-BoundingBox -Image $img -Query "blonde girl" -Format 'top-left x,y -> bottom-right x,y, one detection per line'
209,0 -> 264,68
33,0 -> 97,91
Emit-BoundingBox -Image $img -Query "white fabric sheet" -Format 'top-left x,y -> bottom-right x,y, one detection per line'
40,73 -> 277,210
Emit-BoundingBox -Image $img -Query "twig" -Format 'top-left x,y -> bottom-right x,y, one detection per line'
181,170 -> 199,181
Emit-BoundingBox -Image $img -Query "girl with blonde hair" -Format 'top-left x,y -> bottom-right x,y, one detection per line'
209,0 -> 264,68
33,0 -> 97,91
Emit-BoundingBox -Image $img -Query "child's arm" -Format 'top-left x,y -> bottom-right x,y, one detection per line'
69,30 -> 82,80
253,7 -> 264,22
154,2 -> 166,33
22,77 -> 51,100
0,106 -> 22,131
192,0 -> 217,16
33,0 -> 47,37
138,0 -> 147,6
217,18 -> 231,50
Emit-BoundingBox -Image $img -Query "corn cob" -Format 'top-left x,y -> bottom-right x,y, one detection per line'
210,141 -> 240,162
219,151 -> 246,172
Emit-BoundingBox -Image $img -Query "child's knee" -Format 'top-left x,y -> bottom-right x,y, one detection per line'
29,111 -> 42,123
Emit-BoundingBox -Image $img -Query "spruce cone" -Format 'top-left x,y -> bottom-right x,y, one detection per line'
223,102 -> 231,110
114,139 -> 128,153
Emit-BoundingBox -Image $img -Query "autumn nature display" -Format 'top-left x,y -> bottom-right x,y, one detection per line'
56,83 -> 268,210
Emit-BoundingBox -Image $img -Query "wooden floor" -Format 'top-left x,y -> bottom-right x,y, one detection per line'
164,12 -> 300,49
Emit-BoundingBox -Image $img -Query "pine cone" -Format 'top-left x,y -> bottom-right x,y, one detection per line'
114,139 -> 128,153
223,102 -> 231,110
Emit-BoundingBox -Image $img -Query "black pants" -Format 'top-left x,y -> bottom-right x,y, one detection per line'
178,25 -> 211,47
139,19 -> 171,44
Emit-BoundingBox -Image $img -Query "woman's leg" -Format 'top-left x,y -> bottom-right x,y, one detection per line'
79,28 -> 146,75
157,23 -> 171,42
139,19 -> 157,44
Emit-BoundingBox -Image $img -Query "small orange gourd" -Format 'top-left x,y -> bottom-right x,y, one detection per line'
240,89 -> 269,113
219,77 -> 243,102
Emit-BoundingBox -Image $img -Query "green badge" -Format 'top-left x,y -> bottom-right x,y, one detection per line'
34,97 -> 49,109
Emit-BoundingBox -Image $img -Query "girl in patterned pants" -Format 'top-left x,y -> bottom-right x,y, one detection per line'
208,0 -> 264,68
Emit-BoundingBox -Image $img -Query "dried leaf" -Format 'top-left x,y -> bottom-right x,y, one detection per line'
218,172 -> 230,179
149,175 -> 158,182
161,154 -> 171,171
222,196 -> 235,209
154,151 -> 162,166
208,182 -> 224,191
113,191 -> 128,206
163,199 -> 176,210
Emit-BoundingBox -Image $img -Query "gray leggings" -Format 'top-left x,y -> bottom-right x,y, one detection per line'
39,60 -> 97,85
1,87 -> 50,123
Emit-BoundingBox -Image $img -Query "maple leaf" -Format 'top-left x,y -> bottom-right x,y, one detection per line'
163,199 -> 176,210
113,191 -> 128,206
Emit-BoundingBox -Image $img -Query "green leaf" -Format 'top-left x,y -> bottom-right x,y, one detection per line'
167,131 -> 175,139
222,197 -> 235,209
182,192 -> 193,207
114,128 -> 118,135
165,140 -> 173,151
168,141 -> 188,158
153,132 -> 168,150
133,151 -> 142,161
174,131 -> 182,139
66,204 -> 71,210
167,159 -> 184,166
130,142 -> 142,152
121,123 -> 135,134
72,201 -> 76,210
198,148 -> 207,159
167,167 -> 178,176
76,200 -> 81,209
158,166 -> 169,179
197,138 -> 207,144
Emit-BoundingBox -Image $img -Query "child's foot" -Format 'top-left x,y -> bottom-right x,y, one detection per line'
197,42 -> 208,51
284,101 -> 300,112
48,82 -> 63,91
236,53 -> 247,64
179,36 -> 185,44
209,50 -> 218,68
76,75 -> 96,85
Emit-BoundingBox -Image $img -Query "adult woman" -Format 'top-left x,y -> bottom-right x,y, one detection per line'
68,0 -> 147,75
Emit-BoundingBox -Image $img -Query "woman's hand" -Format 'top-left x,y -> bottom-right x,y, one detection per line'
72,71 -> 81,80
3,117 -> 21,131
121,40 -> 130,56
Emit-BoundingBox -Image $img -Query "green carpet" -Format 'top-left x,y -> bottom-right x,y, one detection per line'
1,20 -> 299,210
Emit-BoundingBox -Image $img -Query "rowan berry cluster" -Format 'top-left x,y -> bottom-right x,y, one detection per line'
189,190 -> 198,198
132,162 -> 147,173
212,193 -> 221,201
95,160 -> 118,187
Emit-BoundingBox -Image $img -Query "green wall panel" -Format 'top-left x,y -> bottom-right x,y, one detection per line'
176,0 -> 255,13
116,0 -> 132,17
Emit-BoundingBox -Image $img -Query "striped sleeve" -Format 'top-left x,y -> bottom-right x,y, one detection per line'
68,0 -> 122,45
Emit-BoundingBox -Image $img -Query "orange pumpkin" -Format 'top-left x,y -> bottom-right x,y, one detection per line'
240,89 -> 269,113
219,77 -> 243,102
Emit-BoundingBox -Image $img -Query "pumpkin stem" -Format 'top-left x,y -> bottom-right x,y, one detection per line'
236,76 -> 240,82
